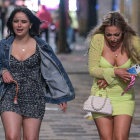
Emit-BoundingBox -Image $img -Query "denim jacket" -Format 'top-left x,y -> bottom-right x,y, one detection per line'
0,35 -> 75,104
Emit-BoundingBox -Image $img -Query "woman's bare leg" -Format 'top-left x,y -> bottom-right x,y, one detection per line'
23,117 -> 42,140
94,116 -> 113,140
113,115 -> 132,140
1,111 -> 22,140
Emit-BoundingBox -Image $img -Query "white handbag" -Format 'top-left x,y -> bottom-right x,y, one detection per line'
83,89 -> 113,115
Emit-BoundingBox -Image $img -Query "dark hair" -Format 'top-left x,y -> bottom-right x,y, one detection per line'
7,6 -> 41,37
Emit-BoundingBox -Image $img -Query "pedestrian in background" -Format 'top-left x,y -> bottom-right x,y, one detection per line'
87,11 -> 140,139
36,5 -> 53,42
0,6 -> 75,140
66,14 -> 75,49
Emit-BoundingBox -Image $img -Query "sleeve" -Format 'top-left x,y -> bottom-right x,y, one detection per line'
131,36 -> 140,77
0,45 -> 4,84
0,42 -> 3,76
88,34 -> 119,85
0,41 -> 9,77
131,36 -> 140,55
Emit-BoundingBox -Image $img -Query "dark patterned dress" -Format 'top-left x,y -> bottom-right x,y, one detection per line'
0,46 -> 45,120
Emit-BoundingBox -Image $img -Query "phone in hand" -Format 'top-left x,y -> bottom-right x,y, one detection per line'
127,64 -> 140,74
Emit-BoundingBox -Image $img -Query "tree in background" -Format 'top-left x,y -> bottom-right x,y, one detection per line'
87,0 -> 97,33
57,0 -> 71,53
77,0 -> 97,37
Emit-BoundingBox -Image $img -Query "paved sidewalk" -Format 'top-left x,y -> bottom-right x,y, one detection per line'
0,36 -> 140,140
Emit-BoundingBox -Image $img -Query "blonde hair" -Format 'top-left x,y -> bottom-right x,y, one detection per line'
86,11 -> 140,63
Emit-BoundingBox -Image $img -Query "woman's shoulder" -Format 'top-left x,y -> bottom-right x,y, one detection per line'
0,38 -> 8,52
34,36 -> 49,47
90,34 -> 104,50
91,33 -> 104,41
0,38 -> 8,47
34,36 -> 54,51
131,35 -> 140,47
131,35 -> 140,41
0,35 -> 14,45
0,38 -> 8,43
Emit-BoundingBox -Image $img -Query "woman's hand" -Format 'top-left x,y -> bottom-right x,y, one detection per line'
97,79 -> 108,89
2,70 -> 14,83
59,102 -> 67,112
114,68 -> 136,82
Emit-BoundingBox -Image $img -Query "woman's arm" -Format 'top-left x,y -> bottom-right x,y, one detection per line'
88,34 -> 134,85
88,34 -> 118,85
0,43 -> 14,83
131,36 -> 140,78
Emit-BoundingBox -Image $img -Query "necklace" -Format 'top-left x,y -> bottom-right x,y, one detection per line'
22,48 -> 25,52
113,49 -> 120,57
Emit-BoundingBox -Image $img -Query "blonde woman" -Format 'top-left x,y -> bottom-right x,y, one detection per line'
87,11 -> 140,140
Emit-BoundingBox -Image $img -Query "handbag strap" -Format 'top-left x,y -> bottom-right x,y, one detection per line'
12,80 -> 18,104
91,88 -> 108,111
91,95 -> 107,111
93,87 -> 108,98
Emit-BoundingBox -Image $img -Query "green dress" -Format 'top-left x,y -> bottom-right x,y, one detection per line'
88,34 -> 140,119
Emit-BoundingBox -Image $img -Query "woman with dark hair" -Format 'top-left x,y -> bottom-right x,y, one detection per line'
0,6 -> 75,139
87,11 -> 140,139
7,6 -> 41,37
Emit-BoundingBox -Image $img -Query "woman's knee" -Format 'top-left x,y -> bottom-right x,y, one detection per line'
100,134 -> 112,140
114,134 -> 128,140
23,136 -> 38,140
5,133 -> 20,140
